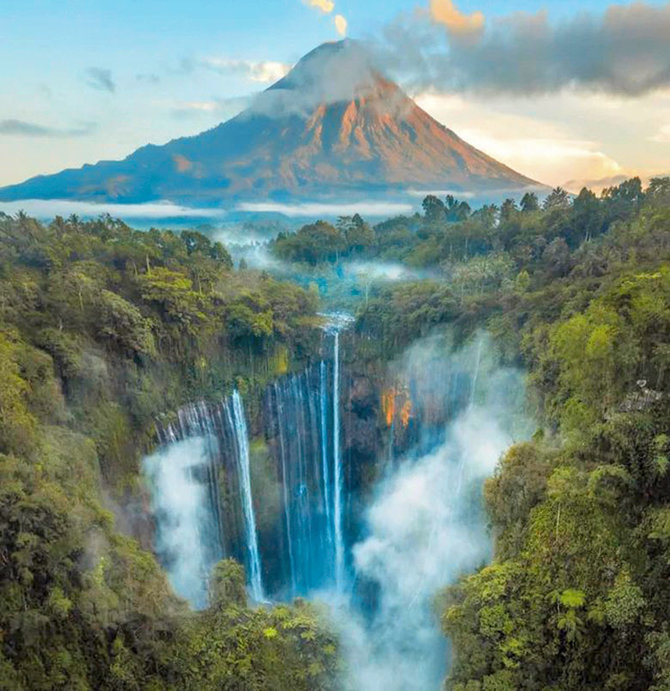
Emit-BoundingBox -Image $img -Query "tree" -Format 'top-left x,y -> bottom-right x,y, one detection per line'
520,192 -> 540,212
500,198 -> 518,222
543,187 -> 571,211
422,195 -> 446,224
446,195 -> 472,222
647,177 -> 670,207
97,289 -> 156,357
338,214 -> 376,252
572,187 -> 603,243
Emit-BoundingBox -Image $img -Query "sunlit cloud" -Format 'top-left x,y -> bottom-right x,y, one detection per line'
306,0 -> 335,14
561,174 -> 631,195
464,133 -> 624,188
335,14 -> 348,37
415,91 -> 625,186
650,124 -> 670,144
429,0 -> 484,36
378,1 -> 670,97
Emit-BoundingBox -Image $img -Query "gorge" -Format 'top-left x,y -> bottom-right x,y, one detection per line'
142,326 -> 529,689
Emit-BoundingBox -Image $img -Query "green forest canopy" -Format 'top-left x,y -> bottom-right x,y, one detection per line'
1,175 -> 670,689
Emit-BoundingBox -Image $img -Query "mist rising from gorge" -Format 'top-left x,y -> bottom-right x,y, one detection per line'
327,333 -> 530,690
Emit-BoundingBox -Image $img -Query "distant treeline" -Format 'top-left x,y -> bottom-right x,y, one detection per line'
272,177 -> 670,270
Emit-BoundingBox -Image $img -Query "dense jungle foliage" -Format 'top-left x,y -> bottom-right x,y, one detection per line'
1,174 -> 670,690
0,212 -> 337,689
337,178 -> 670,690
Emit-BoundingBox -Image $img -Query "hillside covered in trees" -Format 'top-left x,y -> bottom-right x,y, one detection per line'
347,178 -> 670,689
0,213 -> 337,689
0,175 -> 669,689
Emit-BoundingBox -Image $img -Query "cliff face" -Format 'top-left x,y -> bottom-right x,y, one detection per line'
0,41 -> 536,205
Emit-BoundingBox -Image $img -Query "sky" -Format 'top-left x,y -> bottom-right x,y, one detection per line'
1,0 -> 669,192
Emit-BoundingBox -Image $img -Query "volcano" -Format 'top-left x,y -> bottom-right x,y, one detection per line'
0,40 -> 537,206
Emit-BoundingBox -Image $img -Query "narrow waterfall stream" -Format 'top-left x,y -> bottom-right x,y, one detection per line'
228,390 -> 264,603
325,315 -> 353,593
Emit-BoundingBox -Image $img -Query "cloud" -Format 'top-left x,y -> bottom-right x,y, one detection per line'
335,14 -> 348,37
0,119 -> 97,138
415,91 -> 624,185
85,67 -> 115,93
236,201 -> 414,217
175,101 -> 219,113
561,174 -> 631,195
377,2 -> 670,96
0,199 -> 228,220
170,96 -> 251,120
136,73 -> 161,84
429,0 -> 484,36
650,124 -> 670,143
465,132 -> 623,187
201,58 -> 291,83
241,40 -> 386,119
306,0 -> 335,14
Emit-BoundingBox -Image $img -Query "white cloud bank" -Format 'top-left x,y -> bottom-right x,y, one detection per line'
236,201 -> 414,217
0,199 -> 227,220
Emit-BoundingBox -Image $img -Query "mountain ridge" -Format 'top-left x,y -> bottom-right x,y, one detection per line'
0,40 -> 538,206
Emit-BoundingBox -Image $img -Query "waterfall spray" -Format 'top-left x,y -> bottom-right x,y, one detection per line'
329,333 -> 530,691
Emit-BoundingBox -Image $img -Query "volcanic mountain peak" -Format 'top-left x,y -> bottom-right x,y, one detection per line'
271,39 -> 377,94
246,39 -> 396,121
0,40 -> 539,206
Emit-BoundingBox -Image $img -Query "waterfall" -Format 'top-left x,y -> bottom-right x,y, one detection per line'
143,325 -> 528,689
320,361 -> 333,555
323,312 -> 354,593
274,381 -> 297,595
332,329 -> 345,592
270,368 -> 330,596
228,391 -> 264,602
143,392 -> 265,606
259,312 -> 353,598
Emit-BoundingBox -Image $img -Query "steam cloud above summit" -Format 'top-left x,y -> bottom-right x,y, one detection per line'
378,1 -> 670,96
335,14 -> 348,37
306,0 -> 334,13
302,0 -> 348,39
